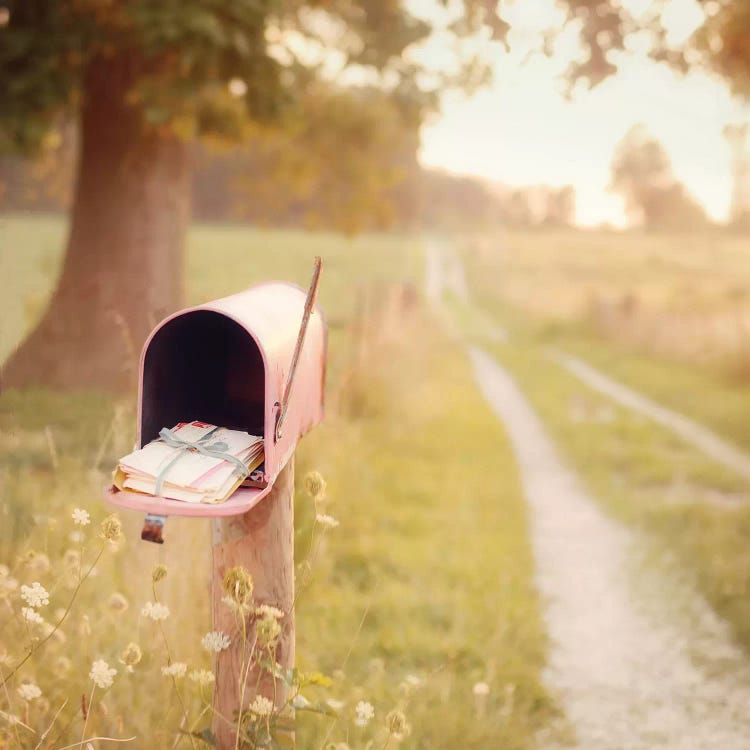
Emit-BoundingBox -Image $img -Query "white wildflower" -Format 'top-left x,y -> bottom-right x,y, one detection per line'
316,513 -> 339,529
326,698 -> 345,712
189,669 -> 215,686
17,683 -> 42,701
292,694 -> 311,709
249,695 -> 274,716
201,630 -> 231,653
162,662 -> 187,678
404,674 -> 423,687
20,582 -> 49,608
141,601 -> 170,621
72,508 -> 90,526
228,78 -> 248,98
89,659 -> 117,689
69,531 -> 84,544
472,681 -> 490,696
256,604 -> 284,620
354,700 -> 375,727
21,607 -> 44,625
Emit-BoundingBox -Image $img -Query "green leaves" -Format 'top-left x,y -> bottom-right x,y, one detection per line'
0,0 -> 519,155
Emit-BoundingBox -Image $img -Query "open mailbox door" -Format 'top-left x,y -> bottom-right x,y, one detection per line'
104,279 -> 327,518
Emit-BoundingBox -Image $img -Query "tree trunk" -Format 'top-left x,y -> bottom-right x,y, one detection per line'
2,54 -> 189,392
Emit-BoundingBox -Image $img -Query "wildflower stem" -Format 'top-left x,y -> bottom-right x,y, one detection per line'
80,684 -> 95,747
32,698 -> 67,750
290,524 -> 323,613
0,544 -> 106,686
169,679 -> 197,750
340,596 -> 374,672
150,581 -> 195,750
235,612 -> 253,750
234,613 -> 248,750
55,735 -> 136,749
0,669 -> 25,748
317,717 -> 340,750
187,703 -> 211,735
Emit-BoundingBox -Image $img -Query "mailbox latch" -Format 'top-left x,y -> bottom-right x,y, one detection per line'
142,513 -> 167,544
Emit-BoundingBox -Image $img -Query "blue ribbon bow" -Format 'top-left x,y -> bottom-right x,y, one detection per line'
154,426 -> 250,496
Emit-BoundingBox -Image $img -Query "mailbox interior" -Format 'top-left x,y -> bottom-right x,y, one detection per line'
140,310 -> 265,447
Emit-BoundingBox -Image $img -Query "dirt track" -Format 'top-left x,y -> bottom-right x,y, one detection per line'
470,345 -> 750,749
553,351 -> 750,480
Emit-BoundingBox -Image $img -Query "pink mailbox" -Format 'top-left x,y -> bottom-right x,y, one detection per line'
104,278 -> 327,520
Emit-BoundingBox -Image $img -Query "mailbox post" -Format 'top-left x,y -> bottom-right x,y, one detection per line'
210,460 -> 295,746
105,262 -> 326,748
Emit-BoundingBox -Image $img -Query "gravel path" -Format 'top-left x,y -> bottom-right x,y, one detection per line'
425,239 -> 507,341
469,345 -> 750,749
552,352 -> 750,480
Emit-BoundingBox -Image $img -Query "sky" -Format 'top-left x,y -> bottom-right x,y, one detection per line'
413,0 -> 750,226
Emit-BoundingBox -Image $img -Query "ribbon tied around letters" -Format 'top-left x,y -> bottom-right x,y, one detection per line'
154,426 -> 250,496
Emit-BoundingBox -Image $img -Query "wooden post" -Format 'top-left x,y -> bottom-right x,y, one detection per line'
210,458 -> 295,748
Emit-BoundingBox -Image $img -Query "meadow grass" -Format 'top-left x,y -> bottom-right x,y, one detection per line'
462,229 -> 750,451
0,215 -> 553,748
455,240 -> 750,657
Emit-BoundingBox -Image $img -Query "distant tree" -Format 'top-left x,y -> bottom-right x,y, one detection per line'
501,189 -> 535,227
543,185 -> 576,227
609,125 -> 708,229
414,169 -> 502,230
493,185 -> 575,228
0,0 -> 505,390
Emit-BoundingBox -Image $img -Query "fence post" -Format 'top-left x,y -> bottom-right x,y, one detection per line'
210,458 -> 296,748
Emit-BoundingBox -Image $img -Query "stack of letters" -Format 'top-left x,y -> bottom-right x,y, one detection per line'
115,421 -> 264,504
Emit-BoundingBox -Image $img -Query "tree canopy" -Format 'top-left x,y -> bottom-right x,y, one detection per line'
557,0 -> 750,93
0,0 -> 508,156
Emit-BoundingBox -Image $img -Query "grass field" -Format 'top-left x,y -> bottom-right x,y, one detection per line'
462,229 -> 750,450
0,215 -> 553,748
458,232 -> 750,656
